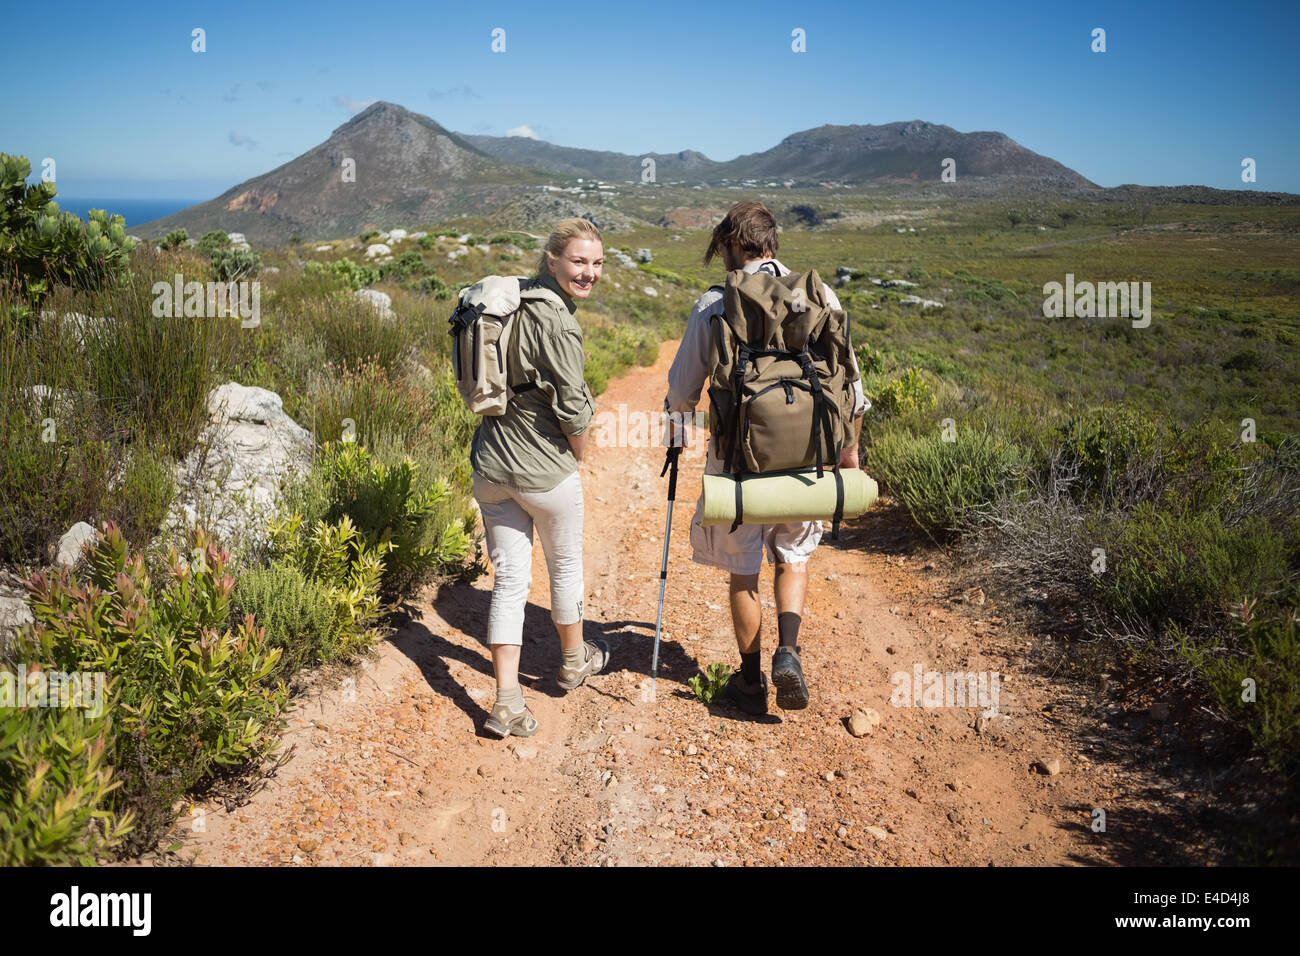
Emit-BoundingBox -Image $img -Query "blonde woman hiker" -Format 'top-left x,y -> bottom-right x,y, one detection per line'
467,218 -> 610,738
663,201 -> 868,716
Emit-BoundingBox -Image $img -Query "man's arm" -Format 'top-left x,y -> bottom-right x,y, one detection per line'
825,282 -> 867,468
838,411 -> 863,470
663,289 -> 722,446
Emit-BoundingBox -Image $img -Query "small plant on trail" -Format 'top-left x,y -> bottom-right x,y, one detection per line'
688,663 -> 733,703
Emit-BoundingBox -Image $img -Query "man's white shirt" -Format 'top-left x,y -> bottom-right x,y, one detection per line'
664,257 -> 869,418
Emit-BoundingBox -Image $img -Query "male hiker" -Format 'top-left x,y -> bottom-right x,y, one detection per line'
663,201 -> 867,714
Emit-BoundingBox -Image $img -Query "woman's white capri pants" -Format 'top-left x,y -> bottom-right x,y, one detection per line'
471,470 -> 585,646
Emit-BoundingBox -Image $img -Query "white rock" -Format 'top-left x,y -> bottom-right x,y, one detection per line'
364,243 -> 392,259
898,295 -> 944,309
410,231 -> 427,239
643,286 -> 658,297
475,244 -> 490,253
315,245 -> 333,252
456,233 -> 471,243
847,707 -> 881,737
355,289 -> 395,320
55,521 -> 97,569
226,232 -> 246,244
388,228 -> 407,241
0,577 -> 33,657
881,279 -> 916,289
164,384 -> 313,555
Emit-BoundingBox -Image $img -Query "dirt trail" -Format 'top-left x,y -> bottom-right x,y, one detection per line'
151,342 -> 1136,867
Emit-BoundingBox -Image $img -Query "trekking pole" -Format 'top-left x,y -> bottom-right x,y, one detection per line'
650,443 -> 682,700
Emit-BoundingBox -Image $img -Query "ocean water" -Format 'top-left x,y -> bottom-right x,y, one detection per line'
51,198 -> 201,230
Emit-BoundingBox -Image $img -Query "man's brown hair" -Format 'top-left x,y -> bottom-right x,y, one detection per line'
703,200 -> 779,265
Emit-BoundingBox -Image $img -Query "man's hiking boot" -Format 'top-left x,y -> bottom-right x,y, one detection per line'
484,702 -> 539,738
557,639 -> 610,690
726,669 -> 768,716
771,646 -> 810,710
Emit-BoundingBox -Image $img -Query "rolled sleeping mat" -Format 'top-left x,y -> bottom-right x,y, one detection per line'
701,469 -> 879,527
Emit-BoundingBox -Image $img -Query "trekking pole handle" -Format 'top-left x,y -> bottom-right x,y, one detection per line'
661,445 -> 681,501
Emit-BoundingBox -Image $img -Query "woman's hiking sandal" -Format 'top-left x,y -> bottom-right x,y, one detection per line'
484,702 -> 539,738
771,646 -> 810,710
557,639 -> 610,690
726,669 -> 769,716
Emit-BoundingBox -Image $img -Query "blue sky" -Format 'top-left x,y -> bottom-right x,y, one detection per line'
4,0 -> 1297,198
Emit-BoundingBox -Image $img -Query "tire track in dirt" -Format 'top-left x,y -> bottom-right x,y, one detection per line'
146,341 -> 1135,867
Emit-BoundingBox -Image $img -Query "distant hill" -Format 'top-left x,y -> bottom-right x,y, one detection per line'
130,102 -> 554,244
131,104 -> 1295,245
460,135 -> 720,183
464,120 -> 1096,188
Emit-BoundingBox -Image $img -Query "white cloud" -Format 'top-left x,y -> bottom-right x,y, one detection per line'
505,125 -> 539,139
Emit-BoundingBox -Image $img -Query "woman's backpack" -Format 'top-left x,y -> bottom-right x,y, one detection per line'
449,276 -> 566,415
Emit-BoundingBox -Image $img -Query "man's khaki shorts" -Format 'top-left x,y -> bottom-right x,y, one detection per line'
686,449 -> 822,576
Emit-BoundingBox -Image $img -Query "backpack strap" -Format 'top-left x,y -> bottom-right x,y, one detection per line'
509,278 -> 568,396
730,474 -> 745,534
796,345 -> 836,480
830,468 -> 845,541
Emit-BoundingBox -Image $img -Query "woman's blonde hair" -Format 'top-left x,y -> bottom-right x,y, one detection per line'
537,217 -> 604,275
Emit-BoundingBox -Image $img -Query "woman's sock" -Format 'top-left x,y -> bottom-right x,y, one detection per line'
561,644 -> 588,668
494,684 -> 525,712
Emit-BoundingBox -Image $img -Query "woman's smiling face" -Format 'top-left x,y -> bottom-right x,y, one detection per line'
548,238 -> 603,298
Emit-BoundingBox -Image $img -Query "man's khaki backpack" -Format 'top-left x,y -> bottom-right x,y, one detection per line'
449,276 -> 565,415
705,265 -> 859,531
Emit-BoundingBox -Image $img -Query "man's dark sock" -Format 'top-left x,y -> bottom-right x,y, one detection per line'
740,651 -> 761,683
778,611 -> 801,649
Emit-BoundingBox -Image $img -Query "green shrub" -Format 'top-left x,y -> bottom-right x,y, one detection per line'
0,292 -> 118,564
261,511 -> 388,645
1180,601 -> 1300,780
108,443 -> 176,548
359,230 -> 380,243
294,288 -> 414,373
280,442 -> 473,601
1096,506 -> 1290,624
867,368 -> 936,421
0,696 -> 135,865
160,229 -> 189,251
636,263 -> 708,290
688,663 -> 732,704
1058,404 -> 1159,491
209,247 -> 262,282
870,423 -> 1025,533
855,345 -> 887,376
15,523 -> 289,853
195,230 -> 230,259
379,251 -> 429,281
303,258 -> 380,291
78,257 -> 232,455
405,273 -> 451,299
418,234 -> 437,250
0,153 -> 135,307
232,562 -> 353,676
